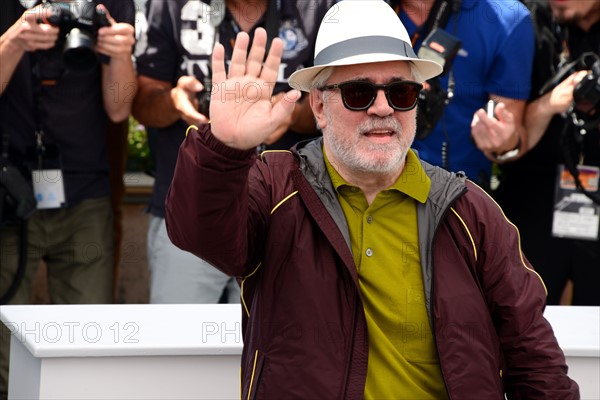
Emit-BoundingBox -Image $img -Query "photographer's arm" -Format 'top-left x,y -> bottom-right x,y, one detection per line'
96,6 -> 136,123
132,75 -> 208,128
0,7 -> 58,95
524,70 -> 589,151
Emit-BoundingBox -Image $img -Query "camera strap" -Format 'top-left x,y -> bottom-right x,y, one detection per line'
29,54 -> 67,209
408,0 -> 459,48
31,56 -> 48,170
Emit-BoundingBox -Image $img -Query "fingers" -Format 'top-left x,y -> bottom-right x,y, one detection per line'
178,76 -> 204,93
14,7 -> 59,51
228,32 -> 250,78
217,27 -> 280,81
171,83 -> 209,124
270,89 -> 302,123
96,4 -> 117,26
261,37 -> 283,83
571,70 -> 590,85
96,22 -> 135,58
211,42 -> 227,85
22,28 -> 59,50
471,103 -> 517,154
246,29 -> 267,77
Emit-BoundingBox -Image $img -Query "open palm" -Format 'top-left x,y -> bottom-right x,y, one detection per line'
209,28 -> 301,150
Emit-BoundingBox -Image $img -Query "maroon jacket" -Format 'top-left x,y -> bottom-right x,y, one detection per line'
166,125 -> 579,399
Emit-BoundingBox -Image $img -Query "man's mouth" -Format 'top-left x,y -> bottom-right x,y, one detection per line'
364,129 -> 395,137
363,129 -> 397,140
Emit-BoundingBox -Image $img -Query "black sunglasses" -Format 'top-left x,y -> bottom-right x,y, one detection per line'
319,80 -> 423,111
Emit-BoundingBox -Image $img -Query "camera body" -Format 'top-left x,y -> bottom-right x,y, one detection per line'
198,91 -> 210,117
572,59 -> 600,126
0,163 -> 36,225
40,0 -> 110,71
415,78 -> 448,140
415,28 -> 462,140
195,69 -> 212,117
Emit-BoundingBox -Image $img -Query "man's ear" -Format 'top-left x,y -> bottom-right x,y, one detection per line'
309,89 -> 327,130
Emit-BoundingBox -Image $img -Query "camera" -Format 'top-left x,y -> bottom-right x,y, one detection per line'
0,163 -> 36,225
196,72 -> 212,117
415,78 -> 448,140
415,28 -> 462,140
197,82 -> 211,117
572,58 -> 600,127
540,52 -> 600,130
40,0 -> 110,71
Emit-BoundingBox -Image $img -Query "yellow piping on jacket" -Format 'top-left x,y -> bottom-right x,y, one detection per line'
240,191 -> 299,317
457,181 -> 548,294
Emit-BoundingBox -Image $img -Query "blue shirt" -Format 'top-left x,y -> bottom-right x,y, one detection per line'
400,0 -> 534,184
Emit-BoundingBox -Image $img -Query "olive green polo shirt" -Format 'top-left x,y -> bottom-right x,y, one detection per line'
325,149 -> 447,399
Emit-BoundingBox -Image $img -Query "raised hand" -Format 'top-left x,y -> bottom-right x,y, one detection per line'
209,27 -> 301,150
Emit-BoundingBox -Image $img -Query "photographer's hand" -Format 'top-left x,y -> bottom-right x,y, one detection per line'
171,76 -> 209,126
0,5 -> 59,95
95,5 -> 135,61
471,98 -> 525,162
209,28 -> 301,150
524,70 -> 589,151
96,5 -> 136,123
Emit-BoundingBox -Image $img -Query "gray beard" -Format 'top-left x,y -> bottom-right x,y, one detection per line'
324,115 -> 412,174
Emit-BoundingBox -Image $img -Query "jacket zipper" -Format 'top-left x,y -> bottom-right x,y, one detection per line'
341,291 -> 359,398
430,248 -> 453,400
427,189 -> 467,400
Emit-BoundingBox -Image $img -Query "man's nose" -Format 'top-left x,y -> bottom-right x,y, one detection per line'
367,89 -> 393,116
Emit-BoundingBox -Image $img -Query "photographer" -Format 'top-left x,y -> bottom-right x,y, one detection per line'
0,0 -> 135,397
495,0 -> 600,305
389,0 -> 534,189
132,0 -> 334,304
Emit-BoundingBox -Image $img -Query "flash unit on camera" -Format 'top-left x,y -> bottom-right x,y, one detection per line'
418,29 -> 462,75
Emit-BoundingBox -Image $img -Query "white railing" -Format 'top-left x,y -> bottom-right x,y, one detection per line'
1,304 -> 598,399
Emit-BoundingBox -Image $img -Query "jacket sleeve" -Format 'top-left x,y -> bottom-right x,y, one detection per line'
463,182 -> 580,399
165,124 -> 271,277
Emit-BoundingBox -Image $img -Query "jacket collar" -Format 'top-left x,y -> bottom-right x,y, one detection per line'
294,137 -> 466,212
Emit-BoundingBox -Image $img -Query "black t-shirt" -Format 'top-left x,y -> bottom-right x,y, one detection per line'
0,0 -> 135,207
135,0 -> 334,218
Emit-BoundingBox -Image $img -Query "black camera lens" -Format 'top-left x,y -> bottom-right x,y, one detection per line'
63,28 -> 97,70
39,1 -> 110,72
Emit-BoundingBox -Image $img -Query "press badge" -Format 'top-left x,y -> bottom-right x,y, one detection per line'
32,169 -> 66,209
552,165 -> 600,241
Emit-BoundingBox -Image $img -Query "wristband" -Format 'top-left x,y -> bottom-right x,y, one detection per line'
493,136 -> 521,161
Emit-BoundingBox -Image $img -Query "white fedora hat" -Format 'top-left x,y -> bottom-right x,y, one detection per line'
288,0 -> 443,92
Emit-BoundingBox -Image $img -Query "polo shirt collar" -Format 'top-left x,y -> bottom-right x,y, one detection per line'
325,149 -> 431,204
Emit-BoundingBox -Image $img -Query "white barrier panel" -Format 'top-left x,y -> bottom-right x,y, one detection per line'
1,304 -> 598,399
543,306 -> 599,399
1,304 -> 242,400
